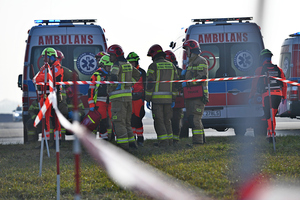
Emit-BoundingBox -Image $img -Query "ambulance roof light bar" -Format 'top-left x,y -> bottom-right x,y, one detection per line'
34,19 -> 97,25
192,17 -> 253,24
289,32 -> 300,37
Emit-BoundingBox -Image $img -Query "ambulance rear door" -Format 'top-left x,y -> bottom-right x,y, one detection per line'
185,18 -> 264,133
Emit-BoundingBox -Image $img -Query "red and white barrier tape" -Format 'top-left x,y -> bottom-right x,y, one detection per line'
35,75 -> 265,86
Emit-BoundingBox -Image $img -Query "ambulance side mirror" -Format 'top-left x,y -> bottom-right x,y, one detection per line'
18,74 -> 22,90
169,41 -> 176,49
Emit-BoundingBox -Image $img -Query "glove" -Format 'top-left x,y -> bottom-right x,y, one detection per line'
146,101 -> 151,110
182,82 -> 187,88
116,83 -> 121,90
90,107 -> 95,111
201,96 -> 209,104
171,101 -> 175,108
68,111 -> 73,119
181,69 -> 187,76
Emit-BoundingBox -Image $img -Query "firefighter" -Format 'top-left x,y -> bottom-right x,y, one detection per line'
107,44 -> 141,150
33,47 -> 64,143
181,39 -> 209,145
126,52 -> 146,146
88,55 -> 113,140
249,49 -> 287,142
95,51 -> 108,67
165,50 -> 183,145
66,87 -> 86,121
145,44 -> 179,147
25,100 -> 42,142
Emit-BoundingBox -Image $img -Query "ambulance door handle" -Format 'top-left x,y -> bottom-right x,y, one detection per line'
228,89 -> 241,94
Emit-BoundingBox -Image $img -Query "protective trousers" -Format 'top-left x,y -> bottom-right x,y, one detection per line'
111,101 -> 135,150
262,90 -> 282,138
185,98 -> 205,144
171,107 -> 183,142
96,101 -> 112,140
152,103 -> 173,146
131,99 -> 145,140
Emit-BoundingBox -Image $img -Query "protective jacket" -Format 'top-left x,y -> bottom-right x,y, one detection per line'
88,68 -> 110,108
107,58 -> 140,102
132,65 -> 146,100
145,56 -> 179,104
249,61 -> 287,99
184,54 -> 209,99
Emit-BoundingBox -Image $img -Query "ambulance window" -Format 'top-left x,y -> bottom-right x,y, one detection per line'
279,53 -> 291,79
230,44 -> 260,77
200,45 -> 220,78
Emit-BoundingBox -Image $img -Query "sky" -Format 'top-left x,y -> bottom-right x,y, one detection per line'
0,0 -> 299,106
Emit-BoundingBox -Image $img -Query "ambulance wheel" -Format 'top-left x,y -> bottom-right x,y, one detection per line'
234,126 -> 246,136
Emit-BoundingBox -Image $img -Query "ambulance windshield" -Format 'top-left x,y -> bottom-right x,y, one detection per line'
200,43 -> 261,78
30,45 -> 104,81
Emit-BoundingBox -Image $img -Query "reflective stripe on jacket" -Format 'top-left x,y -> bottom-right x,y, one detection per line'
145,57 -> 179,104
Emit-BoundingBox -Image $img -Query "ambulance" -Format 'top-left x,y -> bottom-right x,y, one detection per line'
176,17 -> 266,136
17,19 -> 108,142
278,32 -> 300,118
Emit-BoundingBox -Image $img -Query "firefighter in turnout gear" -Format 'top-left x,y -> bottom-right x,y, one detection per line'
249,49 -> 287,142
88,55 -> 113,140
25,100 -> 42,142
107,45 -> 141,150
181,39 -> 209,145
146,44 -> 179,147
33,47 -> 64,142
126,52 -> 146,146
165,50 -> 183,145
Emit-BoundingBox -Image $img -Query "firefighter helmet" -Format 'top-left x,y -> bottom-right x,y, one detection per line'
95,51 -> 108,58
165,50 -> 176,63
126,52 -> 140,62
183,39 -> 201,54
99,55 -> 113,66
107,44 -> 124,57
260,49 -> 273,58
147,44 -> 164,57
56,50 -> 65,61
41,47 -> 57,57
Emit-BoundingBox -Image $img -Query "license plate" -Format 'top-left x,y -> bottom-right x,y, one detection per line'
203,110 -> 221,117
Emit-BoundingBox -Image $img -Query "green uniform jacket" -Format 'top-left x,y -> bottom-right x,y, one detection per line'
145,56 -> 179,104
185,54 -> 209,99
108,60 -> 140,102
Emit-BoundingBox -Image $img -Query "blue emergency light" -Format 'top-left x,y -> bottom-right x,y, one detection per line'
34,19 -> 96,24
289,32 -> 300,37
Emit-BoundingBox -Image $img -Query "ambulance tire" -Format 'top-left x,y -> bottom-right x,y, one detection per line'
234,126 -> 246,136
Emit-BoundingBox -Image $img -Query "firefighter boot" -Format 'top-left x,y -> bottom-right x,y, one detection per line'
137,136 -> 144,147
192,134 -> 204,145
168,138 -> 173,146
129,141 -> 138,149
158,139 -> 169,147
118,143 -> 130,151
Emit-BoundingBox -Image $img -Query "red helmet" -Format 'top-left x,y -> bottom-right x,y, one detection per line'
56,50 -> 65,62
95,51 -> 108,58
107,44 -> 124,57
165,50 -> 176,63
183,39 -> 201,53
147,44 -> 163,58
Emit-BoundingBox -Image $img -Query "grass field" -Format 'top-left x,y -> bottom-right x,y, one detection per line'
1,135 -> 300,200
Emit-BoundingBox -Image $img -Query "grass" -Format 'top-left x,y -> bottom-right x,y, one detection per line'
1,135 -> 300,199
